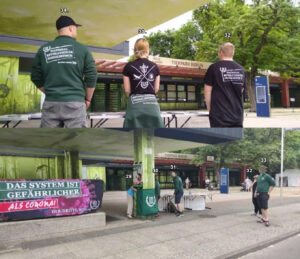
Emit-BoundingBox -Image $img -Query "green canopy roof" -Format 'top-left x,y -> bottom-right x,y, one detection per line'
0,128 -> 242,159
0,0 -> 209,57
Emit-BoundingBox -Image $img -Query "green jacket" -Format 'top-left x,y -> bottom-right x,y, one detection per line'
31,35 -> 97,102
155,180 -> 160,197
257,173 -> 275,193
173,176 -> 183,194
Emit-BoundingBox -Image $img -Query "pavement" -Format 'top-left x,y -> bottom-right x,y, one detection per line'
0,188 -> 300,259
240,233 -> 300,259
1,108 -> 300,128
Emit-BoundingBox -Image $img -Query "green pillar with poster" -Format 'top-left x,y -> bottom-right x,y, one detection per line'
133,129 -> 158,218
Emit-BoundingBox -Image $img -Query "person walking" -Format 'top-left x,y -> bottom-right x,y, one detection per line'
171,171 -> 184,217
245,177 -> 252,192
250,175 -> 262,218
31,15 -> 97,128
204,42 -> 246,127
122,38 -> 164,128
255,166 -> 275,227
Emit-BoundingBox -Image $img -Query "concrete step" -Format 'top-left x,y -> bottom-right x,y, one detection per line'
0,212 -> 106,250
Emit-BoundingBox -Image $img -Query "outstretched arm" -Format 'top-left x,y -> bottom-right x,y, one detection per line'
204,84 -> 213,111
123,76 -> 131,96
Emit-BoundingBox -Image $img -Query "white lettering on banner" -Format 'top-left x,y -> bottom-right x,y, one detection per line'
7,192 -> 14,199
6,182 -> 27,190
6,183 -> 14,190
8,202 -> 23,211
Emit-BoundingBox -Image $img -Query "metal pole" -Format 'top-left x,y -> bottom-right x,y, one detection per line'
280,128 -> 285,203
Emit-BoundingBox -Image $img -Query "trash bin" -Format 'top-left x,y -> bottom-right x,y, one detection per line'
136,189 -> 158,216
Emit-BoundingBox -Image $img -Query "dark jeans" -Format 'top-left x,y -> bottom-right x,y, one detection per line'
252,197 -> 262,215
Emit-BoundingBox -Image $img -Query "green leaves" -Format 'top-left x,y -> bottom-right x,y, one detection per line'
147,0 -> 300,109
146,22 -> 202,60
186,129 -> 300,175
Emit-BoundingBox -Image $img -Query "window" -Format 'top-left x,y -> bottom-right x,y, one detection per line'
157,84 -> 166,101
177,85 -> 186,101
187,85 -> 196,101
160,84 -> 198,103
167,84 -> 176,101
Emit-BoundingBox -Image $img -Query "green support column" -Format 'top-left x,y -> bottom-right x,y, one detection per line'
133,129 -> 158,219
63,151 -> 82,179
134,129 -> 155,189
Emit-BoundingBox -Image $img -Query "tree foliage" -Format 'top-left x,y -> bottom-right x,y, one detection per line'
194,0 -> 300,110
147,22 -> 202,60
179,129 -> 300,177
146,0 -> 300,110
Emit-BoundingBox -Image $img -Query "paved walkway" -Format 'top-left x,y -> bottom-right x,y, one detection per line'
1,189 -> 300,259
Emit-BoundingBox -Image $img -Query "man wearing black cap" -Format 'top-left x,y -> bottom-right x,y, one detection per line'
31,16 -> 97,128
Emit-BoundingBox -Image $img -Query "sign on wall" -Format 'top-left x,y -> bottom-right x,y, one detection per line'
149,56 -> 211,70
0,179 -> 103,221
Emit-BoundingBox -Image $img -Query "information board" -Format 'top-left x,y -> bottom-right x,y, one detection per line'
220,168 -> 229,194
255,76 -> 271,117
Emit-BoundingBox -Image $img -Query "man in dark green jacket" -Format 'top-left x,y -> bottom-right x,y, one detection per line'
155,174 -> 160,217
171,171 -> 184,216
255,165 -> 275,227
31,16 -> 97,128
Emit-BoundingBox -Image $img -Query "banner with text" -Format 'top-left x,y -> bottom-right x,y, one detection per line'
0,179 -> 103,221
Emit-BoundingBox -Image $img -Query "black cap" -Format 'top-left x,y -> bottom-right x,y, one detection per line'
56,16 -> 82,30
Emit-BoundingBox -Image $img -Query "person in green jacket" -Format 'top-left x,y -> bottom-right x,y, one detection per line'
171,171 -> 184,216
155,174 -> 160,217
31,16 -> 97,128
255,165 -> 275,227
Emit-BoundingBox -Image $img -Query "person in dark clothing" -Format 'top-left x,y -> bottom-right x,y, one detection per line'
31,16 -> 97,128
122,38 -> 164,128
204,42 -> 246,128
171,171 -> 184,217
255,166 -> 276,227
250,175 -> 262,217
155,175 -> 160,217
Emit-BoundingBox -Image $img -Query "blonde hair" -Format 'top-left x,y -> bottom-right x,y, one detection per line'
134,38 -> 149,59
259,165 -> 267,173
219,42 -> 235,58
